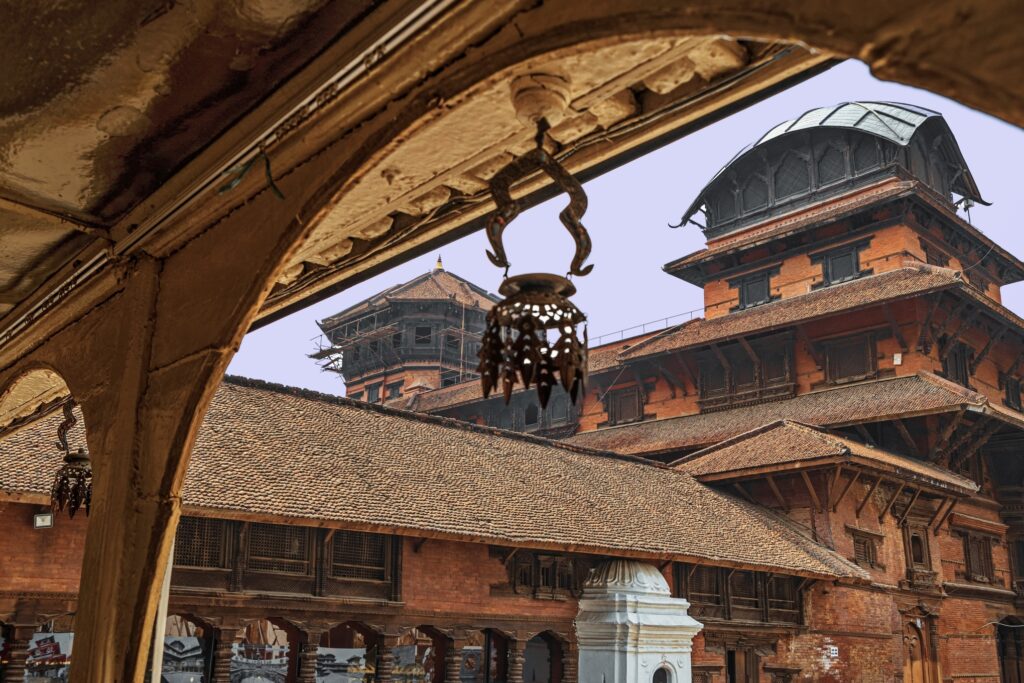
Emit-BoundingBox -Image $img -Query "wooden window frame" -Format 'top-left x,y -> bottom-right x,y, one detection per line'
246,523 -> 314,576
414,325 -> 433,345
824,333 -> 877,385
386,382 -> 402,400
846,525 -> 885,570
729,269 -> 778,311
811,240 -> 872,289
605,386 -> 644,426
961,531 -> 996,584
174,516 -> 228,569
365,383 -> 381,403
329,530 -> 391,583
942,341 -> 974,387
1005,376 -> 1022,412
675,564 -> 803,625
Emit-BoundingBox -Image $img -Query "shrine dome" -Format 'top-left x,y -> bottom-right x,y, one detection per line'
678,102 -> 987,239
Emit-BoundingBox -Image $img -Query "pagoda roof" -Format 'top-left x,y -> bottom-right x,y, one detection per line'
567,371 -> 1024,457
674,419 -> 978,495
319,267 -> 498,330
620,264 -> 960,360
0,377 -> 865,581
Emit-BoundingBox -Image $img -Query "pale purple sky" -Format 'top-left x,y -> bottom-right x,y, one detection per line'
228,61 -> 1024,395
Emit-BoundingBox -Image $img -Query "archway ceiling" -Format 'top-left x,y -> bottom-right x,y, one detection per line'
0,0 -> 1021,429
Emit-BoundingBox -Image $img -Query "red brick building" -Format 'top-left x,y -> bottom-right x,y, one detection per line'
2,101 -> 1024,683
395,103 -> 1024,682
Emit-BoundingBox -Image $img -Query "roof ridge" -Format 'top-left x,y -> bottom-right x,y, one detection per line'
220,375 -> 658,467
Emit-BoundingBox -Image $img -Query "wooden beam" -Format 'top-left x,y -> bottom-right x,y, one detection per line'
324,528 -> 337,544
939,416 -> 991,467
853,423 -> 877,447
935,299 -> 969,349
672,352 -> 699,394
933,499 -> 957,536
1005,355 -> 1023,381
971,324 -> 1009,373
796,326 -> 822,369
800,470 -> 822,511
893,419 -> 922,458
659,366 -> 687,398
917,294 -> 944,352
932,408 -> 966,461
896,488 -> 922,527
413,537 -> 428,553
827,465 -> 845,508
732,482 -> 757,504
832,470 -> 861,512
929,497 -> 952,531
949,419 -> 1003,471
878,482 -> 906,523
738,336 -> 760,364
710,342 -> 731,370
939,308 -> 979,361
883,303 -> 909,353
766,474 -> 788,509
856,475 -> 883,518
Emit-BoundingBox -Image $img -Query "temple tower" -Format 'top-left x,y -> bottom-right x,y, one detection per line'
314,257 -> 498,402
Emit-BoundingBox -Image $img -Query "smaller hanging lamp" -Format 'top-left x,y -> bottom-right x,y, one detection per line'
51,399 -> 92,518
478,120 -> 594,409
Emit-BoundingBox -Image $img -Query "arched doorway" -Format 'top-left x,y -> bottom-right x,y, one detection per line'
317,622 -> 380,681
903,618 -> 939,683
158,614 -> 213,683
653,668 -> 671,683
523,632 -> 563,683
234,618 -> 297,683
998,619 -> 1024,683
395,626 -> 446,683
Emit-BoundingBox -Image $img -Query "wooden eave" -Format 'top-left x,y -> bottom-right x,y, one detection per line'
691,454 -> 978,497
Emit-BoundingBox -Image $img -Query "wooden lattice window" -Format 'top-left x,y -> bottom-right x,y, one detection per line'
331,530 -> 388,581
942,341 -> 973,387
742,176 -> 768,212
1005,376 -> 1022,412
774,154 -> 810,199
688,566 -> 724,607
607,386 -> 643,425
247,523 -> 311,575
825,334 -> 876,384
964,533 -> 995,583
766,575 -> 801,621
729,570 -> 762,618
852,139 -> 879,173
817,145 -> 846,185
174,517 -> 227,568
713,189 -> 736,223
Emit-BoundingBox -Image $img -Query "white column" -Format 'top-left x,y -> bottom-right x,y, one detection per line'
575,560 -> 702,683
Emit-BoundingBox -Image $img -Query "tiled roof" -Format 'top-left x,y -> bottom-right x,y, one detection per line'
619,265 -> 961,360
567,372 -> 1007,456
675,420 -> 978,494
320,269 -> 498,327
0,378 -> 865,580
402,332 -> 656,413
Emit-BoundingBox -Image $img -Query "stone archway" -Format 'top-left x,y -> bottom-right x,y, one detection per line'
0,5 -> 1020,683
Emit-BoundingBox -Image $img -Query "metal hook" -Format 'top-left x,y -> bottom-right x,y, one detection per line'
484,122 -> 594,278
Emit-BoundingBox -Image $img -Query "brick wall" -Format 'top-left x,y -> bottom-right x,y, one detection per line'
0,503 -> 86,595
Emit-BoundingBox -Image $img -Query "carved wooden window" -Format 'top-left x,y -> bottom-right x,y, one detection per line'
849,528 -> 882,569
942,341 -> 973,387
766,575 -> 801,621
414,326 -> 432,345
524,403 -> 540,427
825,334 -> 876,384
386,382 -> 402,400
817,145 -> 846,185
366,383 -> 381,403
729,570 -> 762,620
852,138 -> 879,173
607,386 -> 643,425
811,240 -> 870,288
964,533 -> 995,583
331,530 -> 388,581
713,189 -> 736,223
736,271 -> 772,309
1005,376 -> 1022,412
688,566 -> 725,609
391,331 -> 403,348
904,527 -> 931,570
547,394 -> 570,424
698,335 -> 793,411
247,523 -> 311,575
742,176 -> 769,213
921,242 -> 950,267
774,153 -> 810,199
513,553 -> 534,594
174,517 -> 227,569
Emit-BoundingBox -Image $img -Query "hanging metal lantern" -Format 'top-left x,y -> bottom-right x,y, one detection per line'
51,400 -> 92,518
478,122 -> 593,409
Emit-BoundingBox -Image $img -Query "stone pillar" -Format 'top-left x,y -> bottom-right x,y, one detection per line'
376,635 -> 399,683
507,638 -> 525,683
575,560 -> 703,683
210,629 -> 238,683
2,624 -> 34,683
444,639 -> 464,683
561,640 -> 579,683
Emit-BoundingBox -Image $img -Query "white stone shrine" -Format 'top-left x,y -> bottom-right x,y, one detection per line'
575,559 -> 703,683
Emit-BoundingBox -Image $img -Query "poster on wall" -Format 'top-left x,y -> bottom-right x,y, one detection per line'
315,647 -> 372,682
160,636 -> 207,683
25,633 -> 73,682
230,642 -> 289,683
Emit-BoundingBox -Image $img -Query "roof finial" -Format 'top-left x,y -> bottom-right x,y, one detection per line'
435,254 -> 444,271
